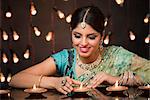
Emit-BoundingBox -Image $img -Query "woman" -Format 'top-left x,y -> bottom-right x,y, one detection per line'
10,6 -> 150,95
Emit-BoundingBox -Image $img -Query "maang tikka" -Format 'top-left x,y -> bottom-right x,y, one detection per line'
80,8 -> 90,29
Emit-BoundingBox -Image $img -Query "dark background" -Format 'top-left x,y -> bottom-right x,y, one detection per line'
0,0 -> 149,76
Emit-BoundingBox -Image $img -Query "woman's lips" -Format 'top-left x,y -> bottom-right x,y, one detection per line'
79,47 -> 90,53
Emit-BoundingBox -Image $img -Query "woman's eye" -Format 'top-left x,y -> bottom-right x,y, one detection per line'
74,34 -> 81,38
88,35 -> 96,40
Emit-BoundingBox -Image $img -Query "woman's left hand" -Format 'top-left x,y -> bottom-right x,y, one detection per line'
87,72 -> 114,88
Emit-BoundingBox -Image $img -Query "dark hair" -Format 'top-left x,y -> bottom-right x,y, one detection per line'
70,6 -> 105,34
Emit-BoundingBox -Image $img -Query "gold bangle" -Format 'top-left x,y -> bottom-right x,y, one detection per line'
38,75 -> 43,87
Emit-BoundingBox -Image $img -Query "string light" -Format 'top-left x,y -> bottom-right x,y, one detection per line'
104,17 -> 108,27
104,31 -> 111,45
0,73 -> 5,82
13,30 -> 19,41
145,34 -> 150,44
129,31 -> 135,40
2,30 -> 9,40
24,49 -> 30,59
2,52 -> 8,63
57,10 -> 65,19
115,0 -> 124,6
66,14 -> 72,23
30,1 -> 37,16
5,11 -> 12,18
33,26 -> 41,36
104,35 -> 109,45
144,14 -> 150,23
13,53 -> 19,63
53,7 -> 65,19
46,32 -> 53,41
7,74 -> 11,82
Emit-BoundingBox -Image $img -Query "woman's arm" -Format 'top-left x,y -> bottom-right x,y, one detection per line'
9,57 -> 57,88
118,55 -> 150,86
9,57 -> 81,94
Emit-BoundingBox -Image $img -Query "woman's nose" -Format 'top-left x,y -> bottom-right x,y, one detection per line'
80,38 -> 88,46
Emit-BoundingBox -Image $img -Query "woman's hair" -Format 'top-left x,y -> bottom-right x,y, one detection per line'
70,5 -> 105,34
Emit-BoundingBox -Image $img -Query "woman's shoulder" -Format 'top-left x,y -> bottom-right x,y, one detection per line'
105,45 -> 129,52
52,48 -> 76,56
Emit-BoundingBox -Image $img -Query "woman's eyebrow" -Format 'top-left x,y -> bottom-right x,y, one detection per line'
87,33 -> 99,36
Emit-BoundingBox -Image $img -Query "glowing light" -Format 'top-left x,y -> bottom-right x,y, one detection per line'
2,53 -> 8,63
46,32 -> 53,41
115,0 -> 124,6
144,17 -> 149,23
115,80 -> 119,87
144,14 -> 149,23
13,31 -> 19,40
104,35 -> 109,45
66,14 -> 72,23
24,49 -> 30,59
129,31 -> 135,40
30,2 -> 37,15
0,73 -> 5,82
33,27 -> 41,36
7,74 -> 11,82
145,34 -> 150,44
79,83 -> 83,89
13,53 -> 19,63
104,17 -> 108,27
33,84 -> 37,89
57,10 -> 65,19
2,31 -> 8,40
5,11 -> 12,18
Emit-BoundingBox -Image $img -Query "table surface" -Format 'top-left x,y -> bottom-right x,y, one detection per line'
0,86 -> 149,100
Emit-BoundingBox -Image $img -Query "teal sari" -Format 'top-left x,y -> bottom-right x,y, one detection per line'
51,45 -> 150,85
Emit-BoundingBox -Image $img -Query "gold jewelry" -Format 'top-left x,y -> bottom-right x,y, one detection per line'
80,8 -> 90,29
38,75 -> 43,87
61,78 -> 67,86
76,52 -> 102,70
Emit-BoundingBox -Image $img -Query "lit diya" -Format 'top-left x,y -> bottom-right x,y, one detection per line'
138,84 -> 150,90
73,83 -> 91,92
106,81 -> 128,91
24,84 -> 47,94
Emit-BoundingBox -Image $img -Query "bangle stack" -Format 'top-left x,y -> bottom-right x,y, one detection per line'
37,75 -> 44,87
118,71 -> 143,86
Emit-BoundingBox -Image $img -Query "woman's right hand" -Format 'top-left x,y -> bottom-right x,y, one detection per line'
53,76 -> 81,95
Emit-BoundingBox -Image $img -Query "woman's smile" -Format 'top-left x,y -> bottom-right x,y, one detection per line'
79,47 -> 90,53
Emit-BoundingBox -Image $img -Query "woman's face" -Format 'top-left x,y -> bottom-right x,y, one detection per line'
72,23 -> 102,58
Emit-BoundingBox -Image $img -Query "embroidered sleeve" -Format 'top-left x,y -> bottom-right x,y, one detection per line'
113,46 -> 134,75
129,55 -> 150,84
51,49 -> 68,76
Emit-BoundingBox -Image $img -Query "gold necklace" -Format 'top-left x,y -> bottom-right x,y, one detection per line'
76,51 -> 102,70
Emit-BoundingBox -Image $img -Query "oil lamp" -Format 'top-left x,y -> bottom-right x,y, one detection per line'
73,83 -> 90,92
138,84 -> 150,90
24,84 -> 47,94
106,81 -> 128,91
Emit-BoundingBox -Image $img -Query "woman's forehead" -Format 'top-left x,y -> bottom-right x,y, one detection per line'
72,23 -> 99,34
